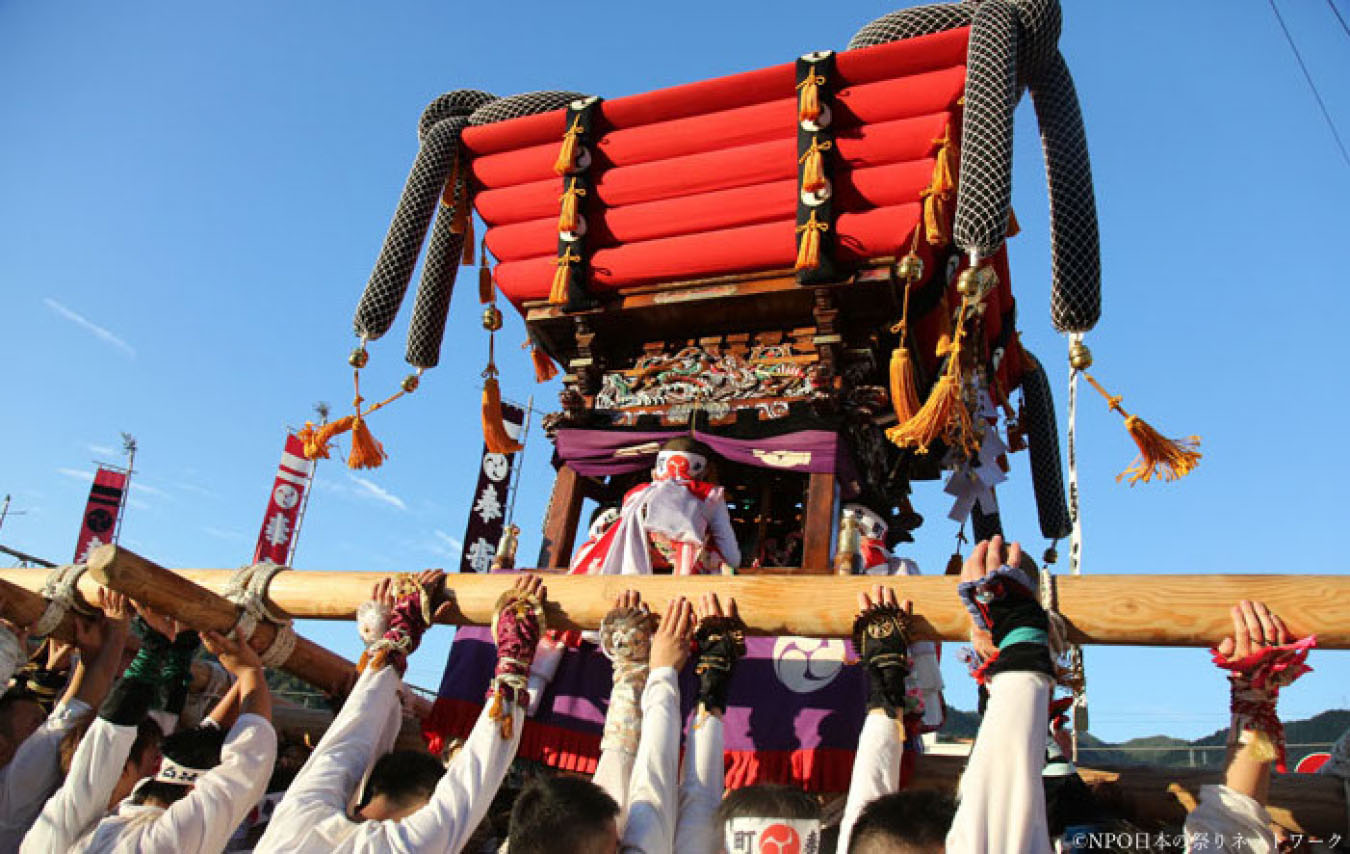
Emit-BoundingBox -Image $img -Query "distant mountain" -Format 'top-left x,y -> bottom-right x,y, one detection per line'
938,706 -> 1348,769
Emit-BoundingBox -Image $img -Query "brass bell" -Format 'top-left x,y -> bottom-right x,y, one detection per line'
896,253 -> 924,283
956,266 -> 981,297
482,305 -> 503,332
1068,340 -> 1093,371
1043,546 -> 1059,565
400,373 -> 420,393
348,347 -> 369,369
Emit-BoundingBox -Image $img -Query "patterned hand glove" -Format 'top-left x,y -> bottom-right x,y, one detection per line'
852,605 -> 912,717
598,605 -> 654,754
486,588 -> 546,739
1213,635 -> 1315,772
693,615 -> 745,715
358,576 -> 434,675
958,564 -> 1053,681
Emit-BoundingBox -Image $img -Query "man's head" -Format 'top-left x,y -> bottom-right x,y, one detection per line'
848,790 -> 955,854
357,749 -> 446,821
653,437 -> 714,482
508,774 -> 620,854
134,721 -> 217,808
0,690 -> 47,766
717,784 -> 822,854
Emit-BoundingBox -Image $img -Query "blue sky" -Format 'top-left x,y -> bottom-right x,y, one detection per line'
2,0 -> 1348,743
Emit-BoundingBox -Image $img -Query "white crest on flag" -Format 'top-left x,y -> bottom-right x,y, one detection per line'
771,637 -> 845,694
77,536 -> 105,564
264,513 -> 292,548
272,483 -> 300,510
482,453 -> 510,482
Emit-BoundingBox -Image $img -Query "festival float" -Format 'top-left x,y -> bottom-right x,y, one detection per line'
3,0 -> 1347,833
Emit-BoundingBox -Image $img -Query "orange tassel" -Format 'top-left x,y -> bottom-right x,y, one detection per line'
797,68 -> 825,124
795,211 -> 829,271
1005,207 -> 1021,238
799,136 -> 832,195
553,116 -> 583,176
922,129 -> 958,246
886,372 -> 971,454
305,415 -> 355,461
1083,373 -> 1202,485
296,422 -> 323,460
532,345 -> 559,382
347,414 -> 387,470
889,343 -> 921,424
483,374 -> 525,454
550,248 -> 580,305
558,179 -> 586,234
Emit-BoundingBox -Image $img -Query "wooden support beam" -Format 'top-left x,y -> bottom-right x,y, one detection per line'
8,554 -> 1350,648
76,545 -> 430,717
0,576 -> 214,692
800,471 -> 836,575
538,464 -> 585,569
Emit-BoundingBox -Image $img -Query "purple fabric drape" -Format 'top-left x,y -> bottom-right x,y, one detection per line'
555,428 -> 856,482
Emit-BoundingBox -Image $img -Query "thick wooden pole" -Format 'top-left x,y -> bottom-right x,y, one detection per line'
81,545 -> 384,709
800,471 -> 836,575
8,562 -> 1350,648
0,576 -> 215,691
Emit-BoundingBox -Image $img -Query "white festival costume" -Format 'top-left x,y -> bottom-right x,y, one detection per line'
256,665 -> 523,854
69,713 -> 276,854
0,700 -> 92,854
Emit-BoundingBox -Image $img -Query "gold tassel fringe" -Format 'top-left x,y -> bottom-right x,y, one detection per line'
347,414 -> 387,470
795,211 -> 829,271
558,179 -> 586,234
1084,373 -> 1201,484
483,374 -> 524,454
797,68 -> 825,124
799,136 -> 832,195
922,128 -> 958,246
532,345 -> 559,383
888,342 -> 921,425
553,116 -> 583,176
550,248 -> 580,304
304,415 -> 355,461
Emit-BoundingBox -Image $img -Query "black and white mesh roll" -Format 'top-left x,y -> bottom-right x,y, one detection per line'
468,91 -> 587,126
953,0 -> 1019,258
1020,352 -> 1072,540
354,90 -> 496,341
1031,51 -> 1100,333
971,501 -> 1004,542
405,206 -> 467,368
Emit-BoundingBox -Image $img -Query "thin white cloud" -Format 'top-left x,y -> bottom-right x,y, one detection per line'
126,497 -> 150,511
131,481 -> 170,499
174,481 -> 218,498
43,298 -> 135,357
434,530 -> 462,553
56,467 -> 92,482
348,475 -> 407,511
86,443 -> 116,457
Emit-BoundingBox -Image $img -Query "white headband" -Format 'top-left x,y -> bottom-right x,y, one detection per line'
724,817 -> 822,854
155,756 -> 210,786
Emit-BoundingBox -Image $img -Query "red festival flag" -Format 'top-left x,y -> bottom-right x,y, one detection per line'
74,467 -> 128,562
253,434 -> 314,565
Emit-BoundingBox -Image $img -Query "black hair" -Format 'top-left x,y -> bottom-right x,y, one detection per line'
134,722 -> 222,808
0,690 -> 45,737
848,790 -> 956,853
507,774 -> 619,854
716,783 -> 821,826
360,749 -> 445,810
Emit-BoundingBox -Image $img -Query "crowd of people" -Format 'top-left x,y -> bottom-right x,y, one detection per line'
0,534 -> 1342,853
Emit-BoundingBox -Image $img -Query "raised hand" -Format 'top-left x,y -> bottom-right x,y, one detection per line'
650,597 -> 694,671
693,592 -> 744,715
1216,600 -> 1292,664
203,627 -> 264,677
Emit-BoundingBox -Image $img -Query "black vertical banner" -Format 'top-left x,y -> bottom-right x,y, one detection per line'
459,403 -> 524,573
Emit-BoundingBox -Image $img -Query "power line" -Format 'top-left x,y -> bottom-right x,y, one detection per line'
1268,0 -> 1350,167
1328,0 -> 1350,40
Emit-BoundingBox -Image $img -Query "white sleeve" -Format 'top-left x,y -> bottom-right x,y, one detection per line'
592,746 -> 637,820
838,712 -> 903,854
339,699 -> 525,853
704,496 -> 741,568
946,671 -> 1052,854
256,666 -> 402,852
1183,785 -> 1278,854
0,628 -> 20,690
673,712 -> 723,854
133,714 -> 278,854
620,666 -> 682,854
0,700 -> 91,853
20,715 -> 137,854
